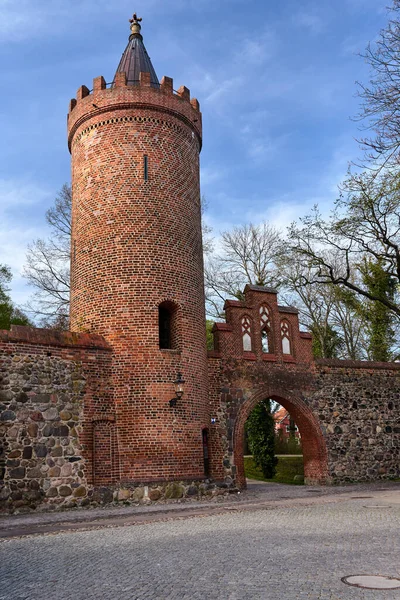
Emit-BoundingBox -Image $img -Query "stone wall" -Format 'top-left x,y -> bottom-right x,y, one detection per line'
207,356 -> 400,486
0,326 -> 112,512
313,360 -> 400,482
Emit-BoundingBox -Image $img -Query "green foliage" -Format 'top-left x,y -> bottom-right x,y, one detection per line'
359,258 -> 395,361
206,320 -> 214,350
244,455 -> 304,485
310,322 -> 343,358
245,399 -> 278,479
274,432 -> 302,455
0,265 -> 31,330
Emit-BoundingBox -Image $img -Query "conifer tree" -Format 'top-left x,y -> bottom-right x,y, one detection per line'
246,399 -> 278,479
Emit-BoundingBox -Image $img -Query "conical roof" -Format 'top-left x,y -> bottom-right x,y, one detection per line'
114,14 -> 159,88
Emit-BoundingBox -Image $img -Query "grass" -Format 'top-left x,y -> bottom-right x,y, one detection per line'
244,455 -> 304,485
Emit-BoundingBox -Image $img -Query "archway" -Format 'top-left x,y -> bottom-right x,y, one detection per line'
233,386 -> 329,487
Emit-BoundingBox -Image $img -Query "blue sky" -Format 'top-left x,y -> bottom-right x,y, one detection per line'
0,0 -> 389,310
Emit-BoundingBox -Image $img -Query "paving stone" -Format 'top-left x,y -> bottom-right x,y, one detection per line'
1,485 -> 400,600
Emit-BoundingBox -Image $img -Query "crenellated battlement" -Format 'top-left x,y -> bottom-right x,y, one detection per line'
67,71 -> 202,151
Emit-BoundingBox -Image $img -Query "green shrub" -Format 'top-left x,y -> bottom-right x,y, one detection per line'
246,399 -> 278,479
274,432 -> 302,455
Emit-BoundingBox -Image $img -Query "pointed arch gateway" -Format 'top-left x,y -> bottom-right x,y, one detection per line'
233,385 -> 329,487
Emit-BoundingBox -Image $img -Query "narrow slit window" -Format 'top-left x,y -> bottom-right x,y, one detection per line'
261,330 -> 269,353
144,155 -> 148,181
281,319 -> 292,355
241,316 -> 252,352
260,305 -> 273,353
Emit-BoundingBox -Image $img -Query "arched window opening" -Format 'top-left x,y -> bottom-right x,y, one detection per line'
158,301 -> 179,350
241,316 -> 252,352
260,305 -> 274,353
281,319 -> 292,355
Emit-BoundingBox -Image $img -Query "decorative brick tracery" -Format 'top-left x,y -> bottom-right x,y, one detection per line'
208,284 -> 400,487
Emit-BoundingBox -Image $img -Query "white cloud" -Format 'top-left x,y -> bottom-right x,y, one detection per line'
292,11 -> 325,34
237,110 -> 289,164
204,76 -> 244,106
244,139 -> 354,232
236,30 -> 278,66
203,135 -> 356,244
201,166 -> 227,187
0,0 -> 155,43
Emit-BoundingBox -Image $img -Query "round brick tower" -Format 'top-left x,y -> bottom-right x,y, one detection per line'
67,15 -> 209,484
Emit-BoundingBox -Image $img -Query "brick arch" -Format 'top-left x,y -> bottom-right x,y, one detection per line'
233,385 -> 329,487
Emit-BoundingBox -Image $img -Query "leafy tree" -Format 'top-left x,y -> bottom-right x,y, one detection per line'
310,323 -> 343,359
278,258 -> 362,359
0,265 -> 31,330
246,399 -> 278,479
359,258 -> 396,361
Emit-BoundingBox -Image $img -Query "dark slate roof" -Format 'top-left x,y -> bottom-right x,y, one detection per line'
114,27 -> 159,88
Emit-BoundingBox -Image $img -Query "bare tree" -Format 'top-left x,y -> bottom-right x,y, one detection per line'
329,287 -> 367,360
206,219 -> 375,359
23,184 -> 71,326
279,258 -> 367,359
23,187 -> 213,328
205,222 -> 282,318
355,0 -> 400,168
289,170 -> 400,320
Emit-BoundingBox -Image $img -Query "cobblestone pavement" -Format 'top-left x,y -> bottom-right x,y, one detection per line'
1,479 -> 399,537
1,483 -> 400,599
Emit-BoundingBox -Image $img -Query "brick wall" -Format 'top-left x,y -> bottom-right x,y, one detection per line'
68,74 -> 210,482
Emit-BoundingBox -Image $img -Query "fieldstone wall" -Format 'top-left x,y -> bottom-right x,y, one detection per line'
207,357 -> 400,486
0,326 -> 113,513
313,360 -> 400,482
0,354 -> 87,511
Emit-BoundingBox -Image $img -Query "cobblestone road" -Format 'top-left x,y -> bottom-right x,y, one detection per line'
1,488 -> 400,600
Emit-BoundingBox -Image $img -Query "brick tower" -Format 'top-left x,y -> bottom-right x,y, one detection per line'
67,15 -> 209,484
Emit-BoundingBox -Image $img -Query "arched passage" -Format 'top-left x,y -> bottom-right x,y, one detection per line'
233,386 -> 329,487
